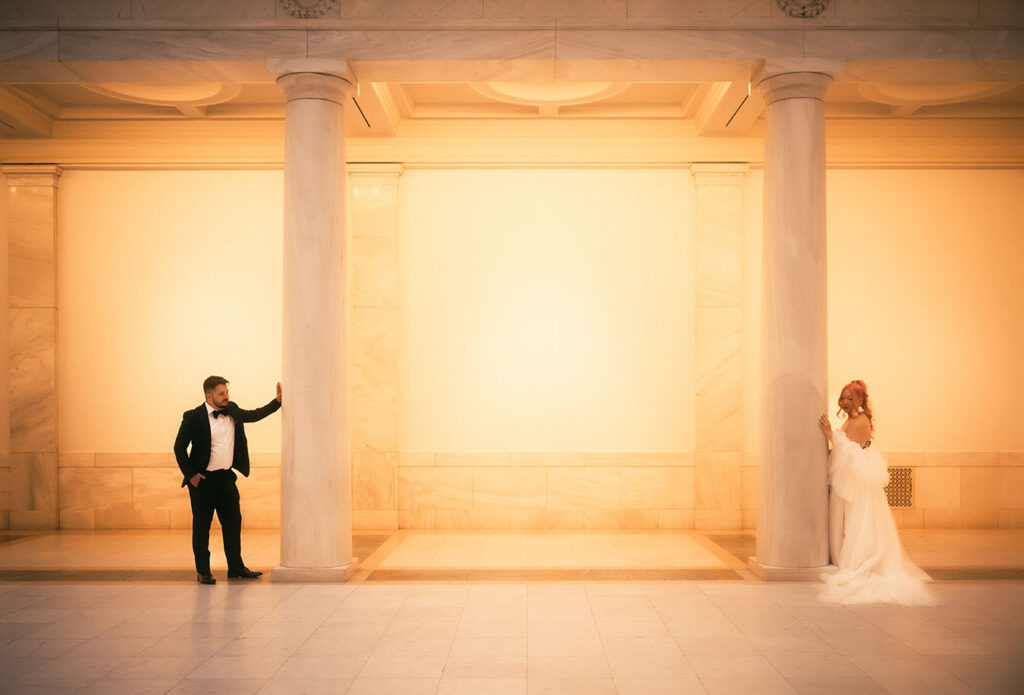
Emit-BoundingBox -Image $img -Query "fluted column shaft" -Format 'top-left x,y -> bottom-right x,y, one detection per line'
751,72 -> 834,579
271,61 -> 354,581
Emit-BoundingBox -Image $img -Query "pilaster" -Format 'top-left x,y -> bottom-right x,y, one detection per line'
690,163 -> 748,530
349,163 -> 403,531
2,165 -> 61,530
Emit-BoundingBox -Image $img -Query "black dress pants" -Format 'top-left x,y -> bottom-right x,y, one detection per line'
187,469 -> 244,574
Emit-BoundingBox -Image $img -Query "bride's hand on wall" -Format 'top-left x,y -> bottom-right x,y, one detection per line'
819,414 -> 833,443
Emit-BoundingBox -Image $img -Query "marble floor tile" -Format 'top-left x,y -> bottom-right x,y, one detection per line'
346,677 -> 440,695
78,679 -> 183,695
526,678 -> 617,695
615,678 -> 708,694
256,678 -> 353,694
437,679 -> 528,695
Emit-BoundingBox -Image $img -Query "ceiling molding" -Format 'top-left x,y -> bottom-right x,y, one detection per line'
0,86 -> 55,137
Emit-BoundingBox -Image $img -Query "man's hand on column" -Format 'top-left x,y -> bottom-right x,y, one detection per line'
276,382 -> 282,403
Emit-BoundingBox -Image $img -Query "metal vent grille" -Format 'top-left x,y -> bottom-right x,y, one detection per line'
885,467 -> 913,508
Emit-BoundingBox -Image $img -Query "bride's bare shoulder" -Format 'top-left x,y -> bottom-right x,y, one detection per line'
844,415 -> 873,445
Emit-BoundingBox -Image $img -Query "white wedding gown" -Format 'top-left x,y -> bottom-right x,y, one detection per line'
821,430 -> 937,605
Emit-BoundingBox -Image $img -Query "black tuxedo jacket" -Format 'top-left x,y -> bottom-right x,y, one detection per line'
173,399 -> 281,487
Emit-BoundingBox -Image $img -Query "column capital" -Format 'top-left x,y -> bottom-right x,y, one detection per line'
270,59 -> 354,104
755,71 -> 834,105
689,162 -> 749,185
1,164 -> 62,188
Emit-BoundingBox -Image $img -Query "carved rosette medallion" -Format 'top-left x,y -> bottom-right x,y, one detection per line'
776,0 -> 830,18
279,0 -> 336,19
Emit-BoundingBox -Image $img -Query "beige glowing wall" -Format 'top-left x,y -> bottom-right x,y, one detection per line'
58,170 -> 284,453
43,165 -> 1024,531
398,168 -> 696,453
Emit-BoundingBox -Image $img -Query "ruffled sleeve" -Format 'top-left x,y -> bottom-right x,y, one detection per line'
829,430 -> 890,502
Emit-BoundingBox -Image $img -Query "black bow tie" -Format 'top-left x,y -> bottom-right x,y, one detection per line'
212,409 -> 230,418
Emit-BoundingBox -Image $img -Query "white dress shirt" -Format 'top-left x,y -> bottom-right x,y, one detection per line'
205,402 -> 235,471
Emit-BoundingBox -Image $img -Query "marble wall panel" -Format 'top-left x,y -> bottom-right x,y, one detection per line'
353,451 -> 397,510
341,0 -> 484,19
885,452 -> 925,468
620,468 -> 694,509
133,0 -> 277,19
240,506 -> 279,529
0,467 -> 8,510
0,1 -> 130,20
694,307 -> 743,453
508,509 -> 585,529
629,0 -> 771,19
694,509 -> 741,529
658,509 -> 695,529
95,453 -> 171,467
923,452 -> 998,467
400,452 -> 435,467
547,467 -> 621,509
961,509 -> 999,528
473,468 -> 546,509
582,453 -> 693,468
585,509 -> 658,529
8,184 -> 56,308
510,452 -> 584,468
58,467 -> 131,510
484,0 -> 626,18
59,453 -> 95,467
435,509 -> 511,529
9,453 -> 56,511
555,28 -> 801,61
741,465 -> 758,511
694,183 -> 743,308
963,467 -> 1024,509
353,510 -> 399,530
351,184 -> 399,238
398,467 -> 473,510
399,509 -> 436,528
95,508 -> 169,529
923,509 -> 964,528
351,235 -> 398,308
308,30 -> 555,61
890,508 -> 924,529
695,452 -> 741,511
835,0 -> 979,21
131,467 -> 183,511
998,510 -> 1024,528
9,308 -> 56,453
914,467 -> 961,510
741,509 -> 756,529
436,453 -> 509,467
170,507 -> 193,530
10,510 -> 58,529
982,0 -> 1024,23
237,467 -> 280,517
1000,452 -> 1024,466
352,307 -> 398,451
59,30 -> 306,62
0,511 -> 6,529
60,510 -> 96,530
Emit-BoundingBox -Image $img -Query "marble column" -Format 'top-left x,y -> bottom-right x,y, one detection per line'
690,163 -> 747,531
2,165 -> 61,530
749,71 -> 834,580
349,164 -> 403,531
270,60 -> 354,581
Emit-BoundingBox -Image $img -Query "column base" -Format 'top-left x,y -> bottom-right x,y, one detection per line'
271,559 -> 358,582
748,556 -> 832,581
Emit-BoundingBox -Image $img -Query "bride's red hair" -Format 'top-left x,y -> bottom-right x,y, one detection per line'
838,379 -> 874,426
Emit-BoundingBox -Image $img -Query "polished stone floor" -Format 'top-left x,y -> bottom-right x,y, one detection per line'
0,529 -> 1022,694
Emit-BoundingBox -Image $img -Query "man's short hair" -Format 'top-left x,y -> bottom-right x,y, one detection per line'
203,375 -> 229,394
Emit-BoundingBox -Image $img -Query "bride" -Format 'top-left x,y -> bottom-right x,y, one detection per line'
818,380 -> 937,605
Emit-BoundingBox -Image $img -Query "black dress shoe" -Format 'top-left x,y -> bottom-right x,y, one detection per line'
227,567 -> 263,579
197,573 -> 216,585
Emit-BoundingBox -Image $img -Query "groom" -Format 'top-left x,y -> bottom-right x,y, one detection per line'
174,375 -> 282,584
